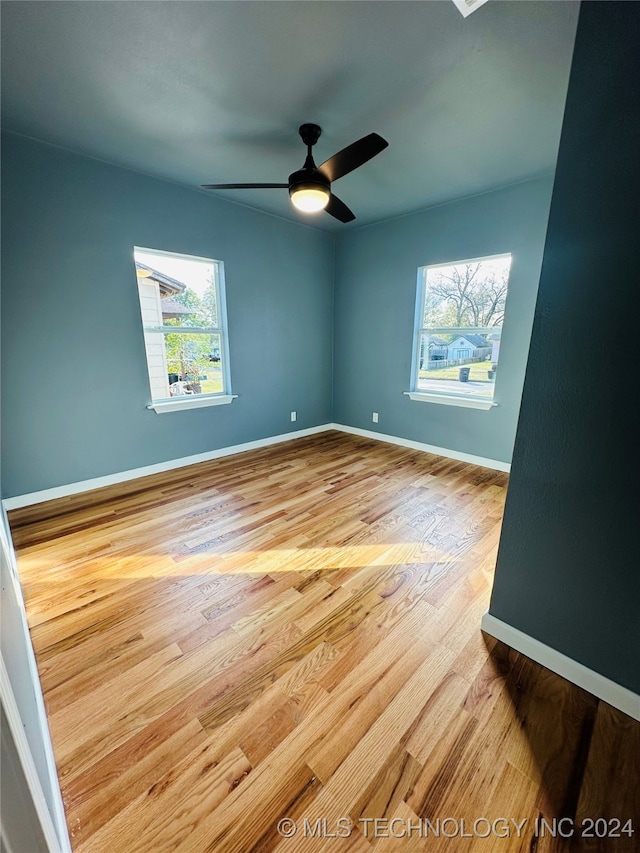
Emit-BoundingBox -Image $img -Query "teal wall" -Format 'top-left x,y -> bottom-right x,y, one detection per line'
1,134 -> 556,498
332,176 -> 554,463
1,134 -> 333,497
489,2 -> 640,694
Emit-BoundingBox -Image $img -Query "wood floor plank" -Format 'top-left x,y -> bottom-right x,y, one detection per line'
64,719 -> 207,844
75,742 -> 253,853
9,431 -> 638,853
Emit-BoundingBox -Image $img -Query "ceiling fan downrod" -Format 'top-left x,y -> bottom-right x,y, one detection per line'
288,124 -> 330,210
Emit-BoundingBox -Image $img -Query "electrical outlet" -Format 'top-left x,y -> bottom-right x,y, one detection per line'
290,411 -> 297,422
372,412 -> 379,423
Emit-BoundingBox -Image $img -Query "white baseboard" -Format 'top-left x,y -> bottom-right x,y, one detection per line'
481,612 -> 640,722
332,424 -> 511,472
3,422 -> 509,511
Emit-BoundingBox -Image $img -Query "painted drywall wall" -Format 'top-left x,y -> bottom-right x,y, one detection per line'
489,2 -> 640,694
332,175 -> 555,463
1,134 -> 333,497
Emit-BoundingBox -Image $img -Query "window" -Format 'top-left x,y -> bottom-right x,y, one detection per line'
134,247 -> 233,412
408,254 -> 512,409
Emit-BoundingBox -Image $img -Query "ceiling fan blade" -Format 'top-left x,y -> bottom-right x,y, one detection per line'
318,133 -> 388,183
201,183 -> 288,190
325,193 -> 355,223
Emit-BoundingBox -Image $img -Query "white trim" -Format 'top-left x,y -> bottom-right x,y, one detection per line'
2,425 -> 333,510
147,394 -> 237,414
332,424 -> 510,472
0,824 -> 15,853
421,251 -> 512,275
143,326 -> 222,334
481,612 -> 640,722
134,245 -> 219,266
405,391 -> 497,410
1,655 -> 71,852
1,509 -> 70,850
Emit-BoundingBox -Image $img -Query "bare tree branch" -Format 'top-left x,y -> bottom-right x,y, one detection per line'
425,262 -> 509,329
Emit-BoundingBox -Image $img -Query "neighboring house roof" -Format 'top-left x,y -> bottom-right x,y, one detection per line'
161,298 -> 194,319
451,334 -> 489,347
135,262 -> 186,297
427,336 -> 448,346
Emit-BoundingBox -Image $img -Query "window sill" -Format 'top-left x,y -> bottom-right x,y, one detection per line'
404,391 -> 498,411
147,394 -> 237,414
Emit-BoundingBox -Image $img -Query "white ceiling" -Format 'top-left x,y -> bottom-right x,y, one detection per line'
1,1 -> 580,231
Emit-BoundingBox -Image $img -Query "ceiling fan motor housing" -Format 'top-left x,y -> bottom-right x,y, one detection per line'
288,168 -> 330,198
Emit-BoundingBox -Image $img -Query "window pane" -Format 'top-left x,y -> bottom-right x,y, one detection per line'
135,246 -> 229,403
415,255 -> 511,399
416,332 -> 496,397
165,332 -> 223,396
142,330 -> 223,399
134,249 -> 219,329
423,257 -> 511,328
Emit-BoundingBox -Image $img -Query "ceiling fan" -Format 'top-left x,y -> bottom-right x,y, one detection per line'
201,124 -> 388,223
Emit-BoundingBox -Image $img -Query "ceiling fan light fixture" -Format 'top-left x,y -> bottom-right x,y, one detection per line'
290,184 -> 330,213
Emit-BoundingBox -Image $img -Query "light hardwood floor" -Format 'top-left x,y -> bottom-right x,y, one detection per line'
9,431 -> 640,852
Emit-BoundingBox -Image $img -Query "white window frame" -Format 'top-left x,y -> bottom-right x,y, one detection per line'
134,247 -> 236,414
406,253 -> 512,411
